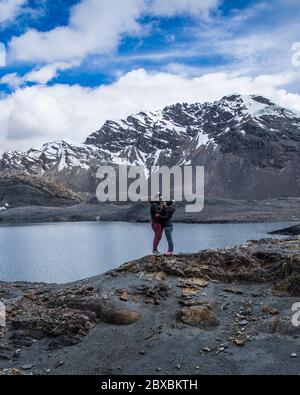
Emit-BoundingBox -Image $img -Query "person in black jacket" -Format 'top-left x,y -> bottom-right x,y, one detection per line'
150,194 -> 164,255
156,201 -> 176,256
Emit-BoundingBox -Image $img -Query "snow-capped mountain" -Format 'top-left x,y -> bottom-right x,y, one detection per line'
1,94 -> 299,199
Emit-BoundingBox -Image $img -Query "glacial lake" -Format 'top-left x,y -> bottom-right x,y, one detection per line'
0,221 -> 293,284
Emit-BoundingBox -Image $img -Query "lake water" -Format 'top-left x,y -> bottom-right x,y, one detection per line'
0,221 -> 292,284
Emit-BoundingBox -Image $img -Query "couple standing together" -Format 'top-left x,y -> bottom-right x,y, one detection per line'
150,194 -> 176,256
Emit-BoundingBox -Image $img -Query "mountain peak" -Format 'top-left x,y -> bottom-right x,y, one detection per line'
1,94 -> 299,199
217,94 -> 298,119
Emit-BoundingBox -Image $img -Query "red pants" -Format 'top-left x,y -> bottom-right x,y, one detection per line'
151,222 -> 163,252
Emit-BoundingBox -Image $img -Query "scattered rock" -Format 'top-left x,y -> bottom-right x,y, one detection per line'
261,306 -> 279,315
22,364 -> 34,370
221,302 -> 230,311
178,304 -> 219,329
239,320 -> 249,327
239,303 -> 253,316
0,368 -> 23,376
148,272 -> 167,282
118,289 -> 129,302
179,278 -> 209,288
234,338 -> 245,347
223,288 -> 244,295
181,288 -> 199,297
11,368 -> 22,376
134,283 -> 170,305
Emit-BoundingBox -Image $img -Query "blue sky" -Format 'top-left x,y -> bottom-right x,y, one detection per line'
0,0 -> 300,152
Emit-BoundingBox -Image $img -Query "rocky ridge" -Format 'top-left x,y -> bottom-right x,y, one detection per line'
1,94 -> 299,200
0,174 -> 82,208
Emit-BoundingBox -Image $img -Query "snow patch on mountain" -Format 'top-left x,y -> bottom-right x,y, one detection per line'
0,94 -> 299,190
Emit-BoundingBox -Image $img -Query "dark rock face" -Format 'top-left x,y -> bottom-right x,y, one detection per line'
0,174 -> 82,208
270,224 -> 300,235
0,94 -> 299,199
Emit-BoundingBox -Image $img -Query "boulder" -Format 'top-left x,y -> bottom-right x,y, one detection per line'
98,302 -> 140,325
178,303 -> 219,329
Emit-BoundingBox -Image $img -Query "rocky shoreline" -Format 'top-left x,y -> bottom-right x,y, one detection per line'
0,197 -> 300,225
270,224 -> 300,236
1,237 -> 300,375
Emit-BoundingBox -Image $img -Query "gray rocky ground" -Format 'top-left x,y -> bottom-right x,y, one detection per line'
0,197 -> 300,224
0,237 -> 300,375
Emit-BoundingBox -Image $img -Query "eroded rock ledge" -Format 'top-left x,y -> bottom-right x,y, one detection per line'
119,238 -> 300,287
0,237 -> 300,375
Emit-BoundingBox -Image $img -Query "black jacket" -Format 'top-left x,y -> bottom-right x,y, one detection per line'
150,202 -> 162,224
159,206 -> 176,227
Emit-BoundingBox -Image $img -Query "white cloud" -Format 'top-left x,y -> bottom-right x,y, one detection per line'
0,42 -> 6,66
9,0 -> 145,63
0,62 -> 75,88
0,0 -> 27,24
24,62 -> 77,85
1,68 -> 300,153
0,72 -> 21,88
24,62 -> 74,84
8,0 -> 221,65
149,0 -> 220,17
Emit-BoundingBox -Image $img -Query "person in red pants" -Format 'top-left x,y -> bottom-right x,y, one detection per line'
150,195 -> 164,255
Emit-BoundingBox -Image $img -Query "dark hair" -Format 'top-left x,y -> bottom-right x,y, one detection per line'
166,201 -> 174,207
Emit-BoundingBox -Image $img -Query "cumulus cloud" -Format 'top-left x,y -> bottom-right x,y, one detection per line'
8,0 -> 221,65
0,72 -> 21,88
24,62 -> 75,84
9,0 -> 145,63
1,68 -> 300,153
0,0 -> 27,24
0,63 -> 74,88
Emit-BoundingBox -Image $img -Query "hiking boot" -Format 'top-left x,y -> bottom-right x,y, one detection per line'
152,251 -> 161,256
165,251 -> 173,256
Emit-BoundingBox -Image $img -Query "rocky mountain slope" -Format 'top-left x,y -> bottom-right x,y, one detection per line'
0,174 -> 82,208
0,94 -> 299,200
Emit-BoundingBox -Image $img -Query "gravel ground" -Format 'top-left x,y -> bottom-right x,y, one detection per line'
0,237 -> 299,376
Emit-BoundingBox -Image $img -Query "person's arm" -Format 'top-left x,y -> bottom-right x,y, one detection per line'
156,208 -> 170,220
152,204 -> 163,218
